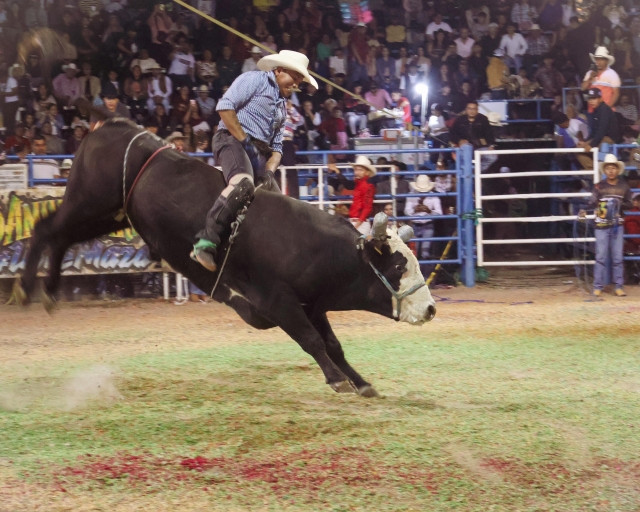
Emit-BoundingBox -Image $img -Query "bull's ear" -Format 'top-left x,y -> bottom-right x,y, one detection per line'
398,225 -> 414,244
372,212 -> 389,242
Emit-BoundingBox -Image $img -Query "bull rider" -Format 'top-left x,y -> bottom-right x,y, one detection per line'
191,50 -> 318,272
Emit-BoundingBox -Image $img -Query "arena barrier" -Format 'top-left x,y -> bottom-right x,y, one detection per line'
611,143 -> 640,263
0,146 -> 478,291
474,147 -> 600,267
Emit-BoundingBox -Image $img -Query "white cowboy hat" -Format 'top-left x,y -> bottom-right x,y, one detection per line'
61,159 -> 73,170
530,24 -> 541,31
353,155 -> 376,176
493,48 -> 505,58
487,111 -> 506,126
197,84 -> 209,93
62,63 -> 79,72
410,175 -> 435,193
192,121 -> 211,133
599,153 -> 625,175
9,63 -> 24,77
257,50 -> 319,89
140,59 -> 163,74
590,46 -> 615,66
250,46 -> 262,54
166,131 -> 187,143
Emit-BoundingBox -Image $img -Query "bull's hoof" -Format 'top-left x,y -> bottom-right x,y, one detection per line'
330,380 -> 357,394
357,385 -> 381,398
41,291 -> 57,315
7,278 -> 29,307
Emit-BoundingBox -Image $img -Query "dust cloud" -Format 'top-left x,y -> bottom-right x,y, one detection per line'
0,365 -> 122,412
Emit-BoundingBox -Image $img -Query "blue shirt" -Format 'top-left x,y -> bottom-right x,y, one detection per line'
217,71 -> 286,154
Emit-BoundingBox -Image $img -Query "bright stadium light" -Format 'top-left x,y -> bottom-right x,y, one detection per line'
415,83 -> 429,126
414,83 -> 428,95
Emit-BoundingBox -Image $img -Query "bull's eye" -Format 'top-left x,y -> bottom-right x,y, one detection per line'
396,265 -> 406,272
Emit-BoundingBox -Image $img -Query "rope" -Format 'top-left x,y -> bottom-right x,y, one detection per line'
426,230 -> 457,286
120,131 -> 149,220
209,204 -> 249,300
124,144 -> 173,213
172,0 -> 399,120
461,208 -> 484,226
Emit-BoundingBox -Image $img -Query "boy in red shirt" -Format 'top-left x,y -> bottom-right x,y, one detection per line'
328,155 -> 377,235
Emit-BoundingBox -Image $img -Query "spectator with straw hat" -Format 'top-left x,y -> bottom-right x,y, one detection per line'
405,175 -> 442,269
581,46 -> 621,109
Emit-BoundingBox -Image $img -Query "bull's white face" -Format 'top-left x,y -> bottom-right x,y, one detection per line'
386,230 -> 436,325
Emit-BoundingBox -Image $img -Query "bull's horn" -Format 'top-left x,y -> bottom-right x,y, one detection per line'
398,225 -> 414,243
372,212 -> 388,241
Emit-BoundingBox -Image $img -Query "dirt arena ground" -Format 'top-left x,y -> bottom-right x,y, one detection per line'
1,283 -> 639,511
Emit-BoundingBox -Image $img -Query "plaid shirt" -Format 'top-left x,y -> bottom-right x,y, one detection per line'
526,34 -> 550,56
217,71 -> 286,154
511,4 -> 537,26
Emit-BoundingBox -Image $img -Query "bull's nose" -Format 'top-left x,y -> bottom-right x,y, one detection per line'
425,305 -> 436,322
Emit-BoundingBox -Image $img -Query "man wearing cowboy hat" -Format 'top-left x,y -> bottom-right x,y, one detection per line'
196,84 -> 216,118
191,50 -> 318,272
166,131 -> 187,152
52,63 -> 81,107
405,175 -> 443,267
242,47 -> 264,74
579,153 -> 633,297
581,46 -> 620,109
90,82 -> 131,128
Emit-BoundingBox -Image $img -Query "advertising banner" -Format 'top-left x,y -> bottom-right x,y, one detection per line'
0,188 -> 163,278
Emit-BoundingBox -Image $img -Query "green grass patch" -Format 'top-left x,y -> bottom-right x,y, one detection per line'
1,331 -> 640,510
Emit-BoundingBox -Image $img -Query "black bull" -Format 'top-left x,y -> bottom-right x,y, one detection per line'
14,120 -> 436,396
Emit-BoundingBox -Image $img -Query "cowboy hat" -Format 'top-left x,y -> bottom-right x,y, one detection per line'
166,131 -> 187,143
62,63 -> 79,72
530,24 -> 541,31
197,84 -> 209,93
410,175 -> 435,193
61,159 -> 73,170
250,46 -> 262,54
487,111 -> 505,126
257,50 -> 319,89
590,46 -> 615,66
493,48 -> 505,58
353,155 -> 376,176
9,63 -> 24,77
140,59 -> 163,74
600,153 -> 625,175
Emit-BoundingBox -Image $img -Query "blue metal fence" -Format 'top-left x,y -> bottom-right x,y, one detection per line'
7,145 -> 477,287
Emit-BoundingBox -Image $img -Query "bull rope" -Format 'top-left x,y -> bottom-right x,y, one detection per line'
119,131 -> 150,221
172,0 -> 399,119
209,205 -> 249,300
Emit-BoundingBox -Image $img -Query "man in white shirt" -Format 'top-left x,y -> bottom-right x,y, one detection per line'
167,34 -> 196,88
242,46 -> 263,74
329,47 -> 347,77
405,175 -> 443,268
31,135 -> 60,185
455,27 -> 475,58
425,13 -> 453,40
499,22 -> 528,72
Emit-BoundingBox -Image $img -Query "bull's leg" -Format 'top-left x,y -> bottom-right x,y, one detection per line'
248,287 -> 355,393
41,218 -> 129,310
311,312 -> 380,398
16,212 -> 59,305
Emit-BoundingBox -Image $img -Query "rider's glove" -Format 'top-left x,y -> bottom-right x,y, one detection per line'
241,136 -> 266,176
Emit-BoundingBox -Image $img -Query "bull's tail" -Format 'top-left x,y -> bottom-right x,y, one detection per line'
18,28 -> 66,77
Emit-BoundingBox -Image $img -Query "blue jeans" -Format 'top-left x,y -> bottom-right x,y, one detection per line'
349,61 -> 368,86
594,226 -> 624,290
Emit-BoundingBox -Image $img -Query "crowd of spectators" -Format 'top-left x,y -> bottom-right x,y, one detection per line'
0,0 -> 638,167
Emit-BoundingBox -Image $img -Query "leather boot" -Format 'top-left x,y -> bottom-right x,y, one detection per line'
192,177 -> 254,271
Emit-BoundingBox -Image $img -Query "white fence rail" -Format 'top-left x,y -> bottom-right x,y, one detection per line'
474,147 -> 599,267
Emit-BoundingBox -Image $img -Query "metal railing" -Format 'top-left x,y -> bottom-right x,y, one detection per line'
4,145 -> 478,286
562,85 -> 640,113
611,143 -> 640,262
475,147 -> 600,267
479,98 -> 555,124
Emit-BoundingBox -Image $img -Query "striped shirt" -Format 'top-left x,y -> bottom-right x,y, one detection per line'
217,71 -> 286,154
